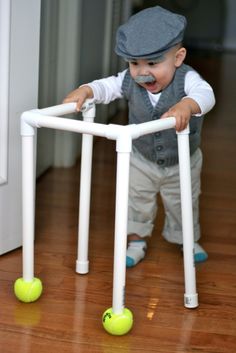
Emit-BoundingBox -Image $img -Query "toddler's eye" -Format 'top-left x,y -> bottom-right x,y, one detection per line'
148,56 -> 165,66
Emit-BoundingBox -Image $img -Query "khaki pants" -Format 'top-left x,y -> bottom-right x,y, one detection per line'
127,147 -> 202,244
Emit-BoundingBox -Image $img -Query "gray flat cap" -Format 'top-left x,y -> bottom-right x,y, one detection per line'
115,6 -> 187,60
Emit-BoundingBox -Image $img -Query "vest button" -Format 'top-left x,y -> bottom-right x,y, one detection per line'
155,132 -> 161,137
157,159 -> 164,165
156,145 -> 163,151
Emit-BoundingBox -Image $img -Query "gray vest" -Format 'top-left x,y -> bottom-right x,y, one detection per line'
122,64 -> 203,167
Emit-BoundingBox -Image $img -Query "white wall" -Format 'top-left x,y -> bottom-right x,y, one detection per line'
0,0 -> 41,254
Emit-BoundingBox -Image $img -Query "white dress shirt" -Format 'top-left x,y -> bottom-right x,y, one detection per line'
87,69 -> 215,115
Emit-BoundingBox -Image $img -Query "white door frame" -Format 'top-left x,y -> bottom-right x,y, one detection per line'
0,0 -> 41,255
0,0 -> 11,185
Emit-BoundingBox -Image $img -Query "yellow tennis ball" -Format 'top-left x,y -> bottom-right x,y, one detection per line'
102,307 -> 133,335
14,277 -> 43,303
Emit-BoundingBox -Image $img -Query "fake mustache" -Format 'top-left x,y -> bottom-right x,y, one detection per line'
134,75 -> 156,84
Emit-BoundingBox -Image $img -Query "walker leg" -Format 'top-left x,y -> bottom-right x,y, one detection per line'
14,134 -> 42,302
76,132 -> 93,274
177,129 -> 198,308
102,150 -> 133,335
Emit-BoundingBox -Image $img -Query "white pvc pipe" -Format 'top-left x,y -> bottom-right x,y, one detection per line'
22,135 -> 35,281
74,105 -> 96,273
76,133 -> 93,273
134,117 -> 176,137
39,102 -> 77,116
112,150 -> 131,314
0,0 -> 11,184
177,129 -> 198,308
22,109 -> 176,140
36,100 -> 94,117
76,116 -> 94,274
22,111 -> 107,137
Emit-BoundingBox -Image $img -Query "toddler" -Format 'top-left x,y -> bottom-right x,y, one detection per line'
64,6 -> 215,267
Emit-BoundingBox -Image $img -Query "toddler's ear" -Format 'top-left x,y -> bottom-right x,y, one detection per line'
175,47 -> 186,67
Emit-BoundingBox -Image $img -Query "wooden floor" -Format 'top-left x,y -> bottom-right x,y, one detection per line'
0,52 -> 236,353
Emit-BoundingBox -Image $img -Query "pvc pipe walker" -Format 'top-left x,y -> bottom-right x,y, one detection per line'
18,100 -> 198,320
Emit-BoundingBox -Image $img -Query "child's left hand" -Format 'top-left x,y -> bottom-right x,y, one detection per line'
160,98 -> 201,132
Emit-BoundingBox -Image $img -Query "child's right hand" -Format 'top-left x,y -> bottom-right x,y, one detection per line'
63,85 -> 94,112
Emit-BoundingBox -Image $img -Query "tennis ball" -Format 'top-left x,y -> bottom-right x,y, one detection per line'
14,277 -> 43,303
102,307 -> 133,335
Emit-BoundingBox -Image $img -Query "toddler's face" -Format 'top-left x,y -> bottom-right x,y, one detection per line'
128,46 -> 186,94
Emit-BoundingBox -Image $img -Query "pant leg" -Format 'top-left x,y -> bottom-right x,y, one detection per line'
127,148 -> 163,238
160,148 -> 203,244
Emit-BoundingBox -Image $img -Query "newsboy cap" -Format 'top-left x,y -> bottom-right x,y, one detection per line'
115,6 -> 187,60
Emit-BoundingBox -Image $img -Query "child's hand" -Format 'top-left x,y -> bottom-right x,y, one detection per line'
160,98 -> 201,132
63,85 -> 94,112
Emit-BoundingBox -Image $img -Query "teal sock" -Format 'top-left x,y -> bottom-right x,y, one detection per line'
181,242 -> 208,263
194,242 -> 208,262
126,240 -> 147,268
